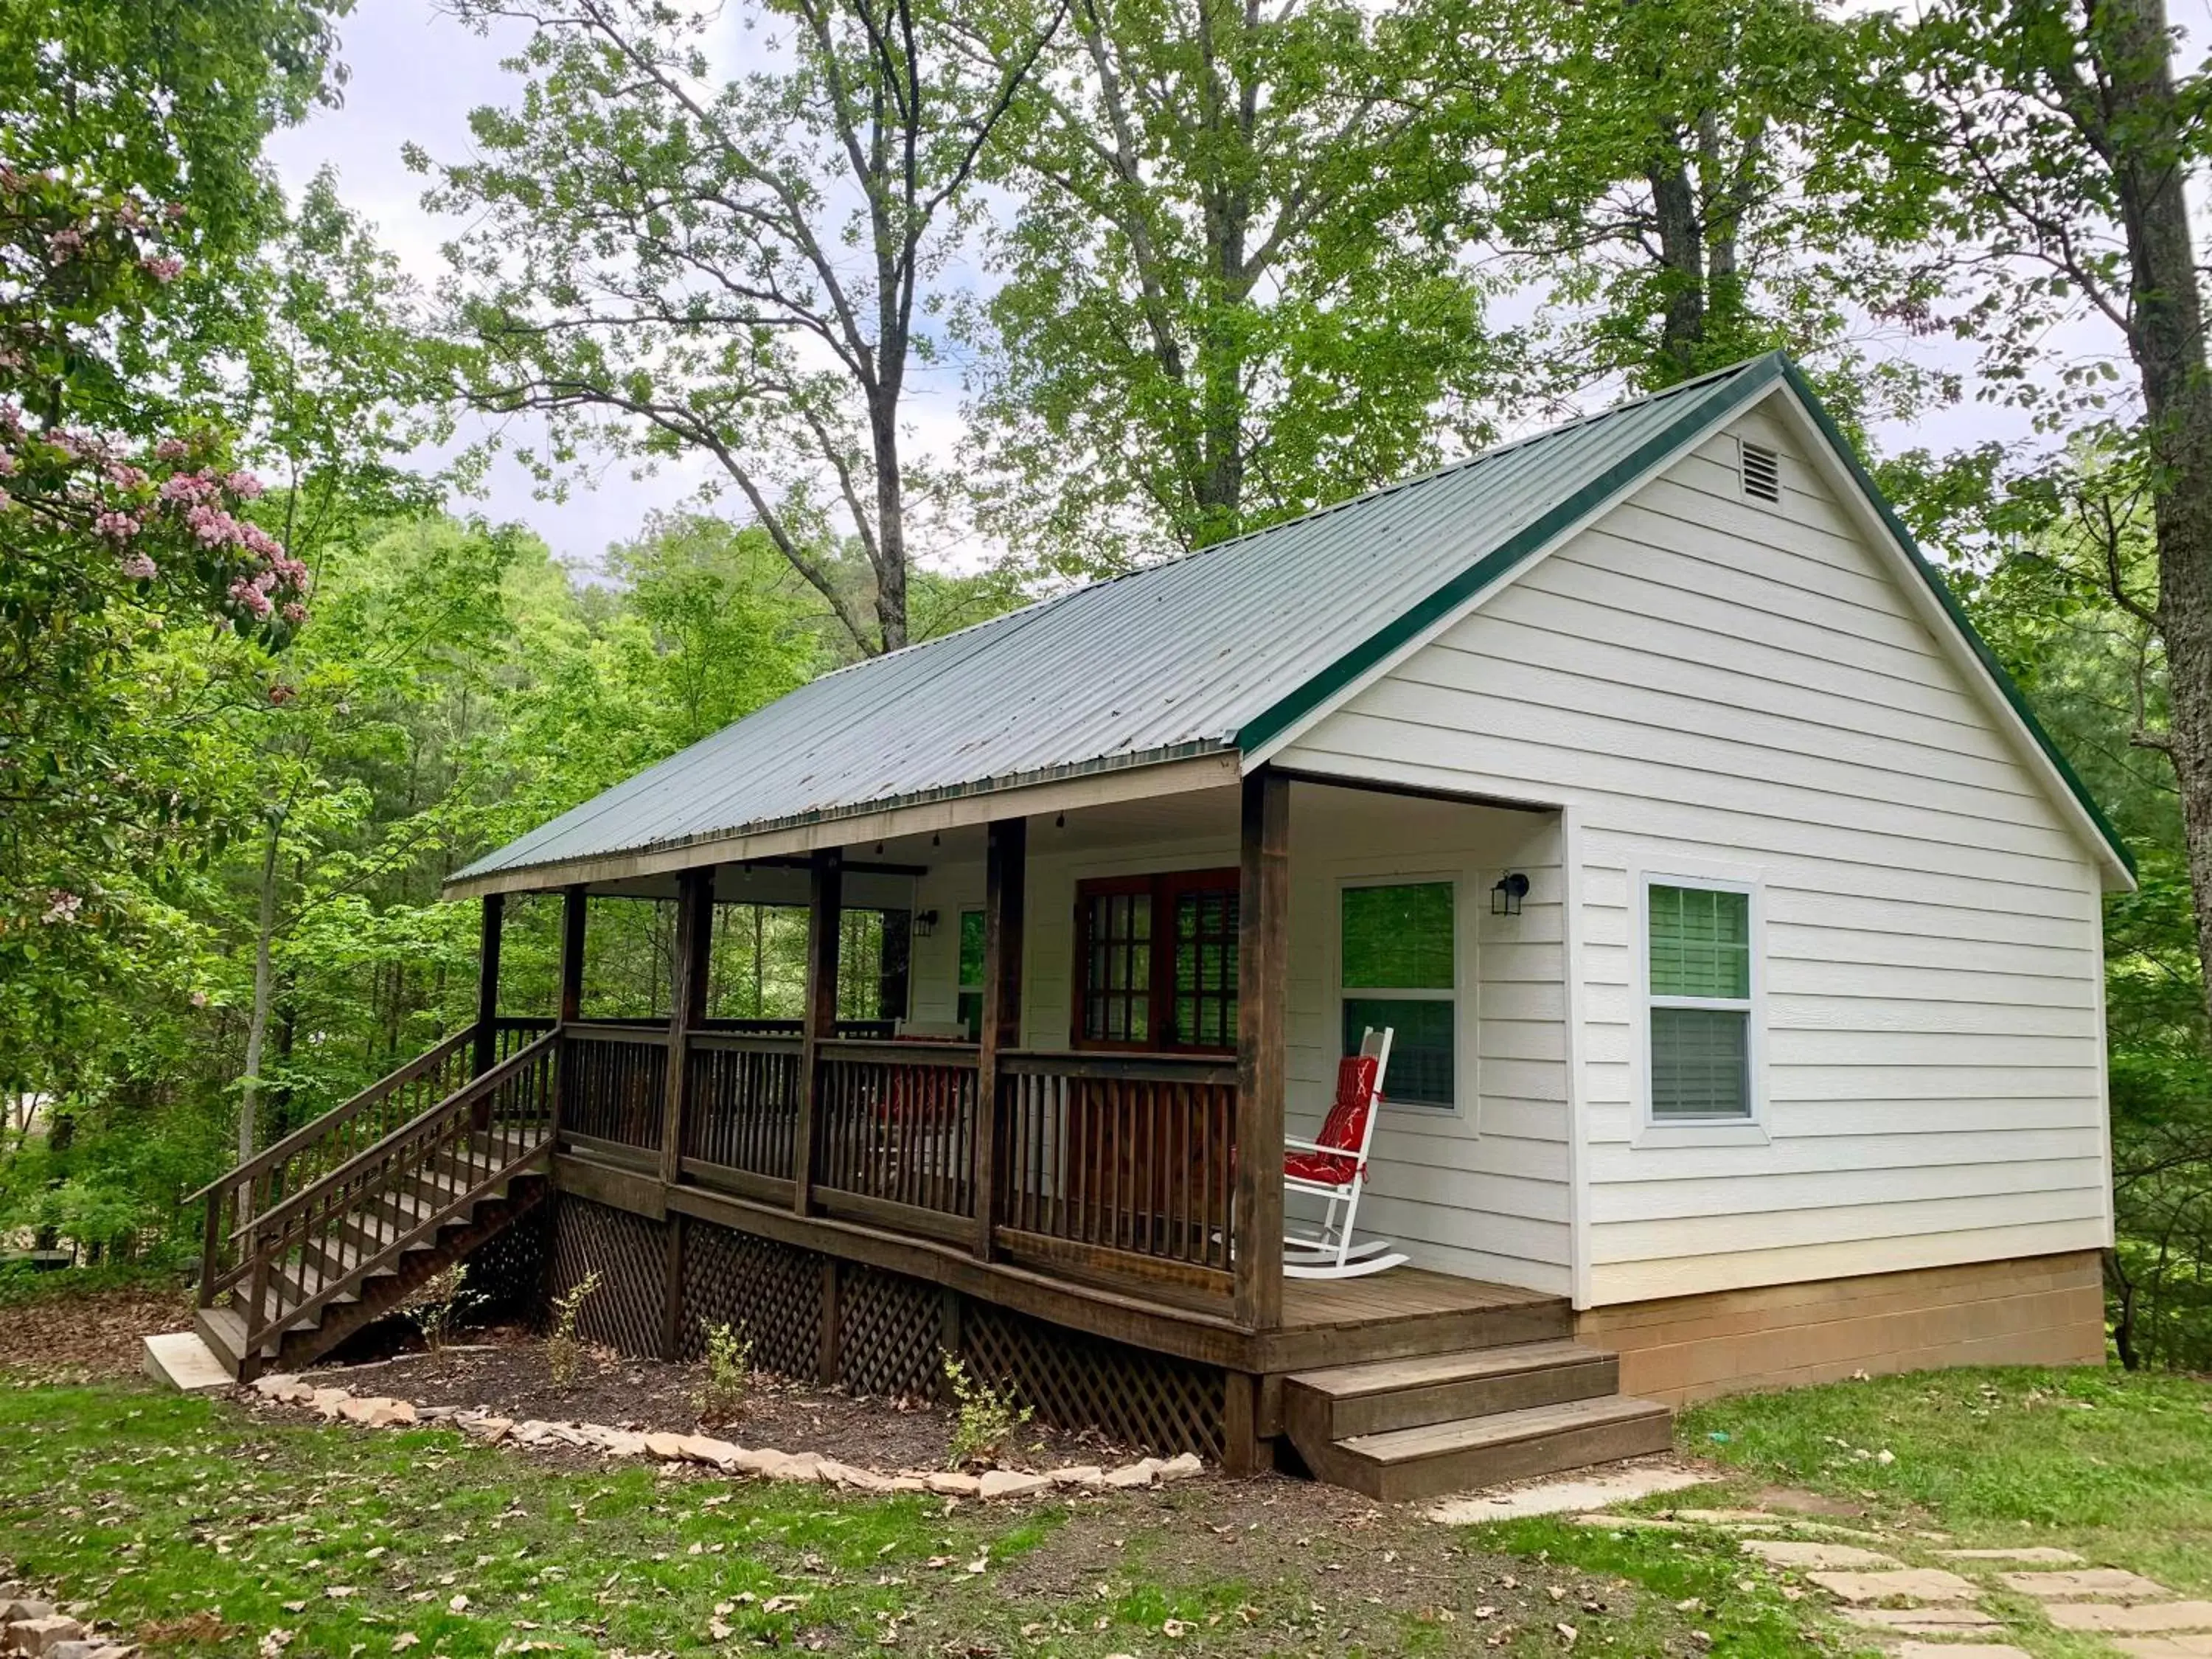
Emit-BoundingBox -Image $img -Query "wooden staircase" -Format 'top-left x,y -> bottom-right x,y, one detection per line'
1284,1334 -> 1672,1500
187,1020 -> 560,1382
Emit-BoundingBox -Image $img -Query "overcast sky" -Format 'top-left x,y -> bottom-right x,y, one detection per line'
263,1 -> 2147,577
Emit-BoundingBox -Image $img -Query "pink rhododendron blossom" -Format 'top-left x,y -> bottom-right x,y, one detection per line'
223,470 -> 263,499
119,551 -> 157,580
280,601 -> 307,625
189,989 -> 209,1009
184,502 -> 242,545
159,470 -> 219,504
47,226 -> 84,262
140,254 -> 183,283
0,450 -> 17,476
94,509 -> 137,540
41,890 -> 82,925
227,576 -> 274,619
268,682 -> 297,706
0,487 -> 11,511
104,461 -> 145,489
153,437 -> 189,461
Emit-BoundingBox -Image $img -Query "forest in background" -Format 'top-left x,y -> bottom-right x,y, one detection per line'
6,0 -> 2212,1371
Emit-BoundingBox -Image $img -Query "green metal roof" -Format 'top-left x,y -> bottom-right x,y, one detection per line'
451,353 -> 2132,888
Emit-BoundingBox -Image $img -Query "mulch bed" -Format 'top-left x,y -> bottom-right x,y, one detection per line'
299,1326 -> 1137,1472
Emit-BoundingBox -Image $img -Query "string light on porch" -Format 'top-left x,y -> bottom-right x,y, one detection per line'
1491,872 -> 1529,917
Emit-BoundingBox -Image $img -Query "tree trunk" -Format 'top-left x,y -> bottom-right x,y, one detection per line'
2101,0 -> 2212,1030
237,814 -> 283,1164
1646,131 -> 1708,380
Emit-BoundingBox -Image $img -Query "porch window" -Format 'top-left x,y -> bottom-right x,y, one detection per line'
1646,881 -> 1753,1120
1339,880 -> 1455,1107
1074,869 -> 1238,1052
956,908 -> 985,1040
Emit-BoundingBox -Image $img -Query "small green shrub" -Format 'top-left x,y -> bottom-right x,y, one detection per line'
942,1352 -> 1032,1470
398,1263 -> 479,1357
695,1319 -> 752,1425
546,1267 -> 602,1391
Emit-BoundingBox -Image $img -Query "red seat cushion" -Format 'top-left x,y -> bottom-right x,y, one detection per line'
1284,1055 -> 1380,1187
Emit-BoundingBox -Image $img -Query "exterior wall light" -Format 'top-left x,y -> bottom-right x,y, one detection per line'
912,909 -> 939,939
1491,872 -> 1529,917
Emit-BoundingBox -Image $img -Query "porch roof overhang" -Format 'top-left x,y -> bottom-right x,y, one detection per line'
447,352 -> 2135,902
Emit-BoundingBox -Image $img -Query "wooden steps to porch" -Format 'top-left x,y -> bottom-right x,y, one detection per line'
187,1029 -> 559,1383
1284,1338 -> 1672,1500
196,1138 -> 549,1379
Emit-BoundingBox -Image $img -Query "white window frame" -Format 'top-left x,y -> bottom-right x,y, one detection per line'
1333,872 -> 1469,1119
1630,860 -> 1769,1148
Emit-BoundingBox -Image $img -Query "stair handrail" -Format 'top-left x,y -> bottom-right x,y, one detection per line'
237,1030 -> 557,1245
185,1027 -> 475,1208
234,1029 -> 560,1359
189,1016 -> 557,1307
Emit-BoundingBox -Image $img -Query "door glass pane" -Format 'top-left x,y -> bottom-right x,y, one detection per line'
1342,883 -> 1454,989
1651,1006 -> 1750,1118
1168,887 -> 1237,1051
1343,998 -> 1453,1107
957,910 -> 985,990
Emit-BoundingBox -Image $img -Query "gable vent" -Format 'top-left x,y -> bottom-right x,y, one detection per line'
1739,439 -> 1782,503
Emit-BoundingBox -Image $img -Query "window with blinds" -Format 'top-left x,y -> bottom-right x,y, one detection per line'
1646,881 -> 1753,1120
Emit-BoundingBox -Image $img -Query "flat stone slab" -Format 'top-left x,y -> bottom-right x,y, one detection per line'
1427,1462 -> 1708,1523
1740,1540 -> 1899,1570
1807,1568 -> 1983,1604
1940,1546 -> 2087,1565
1840,1607 -> 2004,1635
2003,1568 -> 2171,1600
1571,1513 -> 1687,1532
2048,1603 -> 2212,1634
1896,1645 -> 2034,1659
2115,1638 -> 2212,1658
142,1332 -> 232,1393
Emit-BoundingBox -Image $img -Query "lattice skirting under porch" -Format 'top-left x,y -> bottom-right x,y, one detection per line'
540,1193 -> 1228,1458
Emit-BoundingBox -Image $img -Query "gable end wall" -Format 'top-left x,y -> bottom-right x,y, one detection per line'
1281,402 -> 2114,1307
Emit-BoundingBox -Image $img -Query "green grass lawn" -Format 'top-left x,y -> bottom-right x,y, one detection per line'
7,1346 -> 2211,1659
1450,1365 -> 2212,1659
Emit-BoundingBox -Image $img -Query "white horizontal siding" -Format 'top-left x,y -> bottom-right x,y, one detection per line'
1284,400 -> 2113,1306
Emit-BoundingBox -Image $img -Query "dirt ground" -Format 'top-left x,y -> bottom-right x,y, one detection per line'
0,1275 -> 192,1385
302,1327 -> 1135,1471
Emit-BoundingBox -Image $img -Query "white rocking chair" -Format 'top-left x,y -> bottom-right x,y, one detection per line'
1282,1026 -> 1408,1279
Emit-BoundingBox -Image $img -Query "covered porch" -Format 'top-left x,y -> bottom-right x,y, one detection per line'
462,763 -> 1573,1379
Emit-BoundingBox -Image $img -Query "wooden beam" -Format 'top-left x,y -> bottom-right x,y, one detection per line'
557,886 -> 588,1023
473,891 -> 505,1077
973,817 -> 1025,1260
793,849 -> 843,1215
659,869 -> 714,1187
1234,769 -> 1288,1332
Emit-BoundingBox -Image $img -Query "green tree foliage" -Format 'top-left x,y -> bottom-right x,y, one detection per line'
964,0 -> 1500,570
413,0 -> 1062,654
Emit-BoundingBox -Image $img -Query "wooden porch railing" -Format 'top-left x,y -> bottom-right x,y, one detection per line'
992,1051 -> 1239,1294
558,1024 -> 1246,1306
230,1032 -> 559,1359
189,1015 -> 553,1308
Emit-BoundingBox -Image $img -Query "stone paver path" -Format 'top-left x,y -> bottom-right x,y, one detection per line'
1806,1568 -> 1984,1604
2115,1638 -> 2212,1658
1840,1606 -> 2008,1636
1895,1645 -> 2035,1659
2046,1603 -> 2212,1635
1739,1540 -> 1899,1569
1939,1547 -> 2086,1565
2003,1567 -> 2172,1600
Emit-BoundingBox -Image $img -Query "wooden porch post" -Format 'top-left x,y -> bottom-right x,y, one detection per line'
973,818 -> 1026,1259
793,848 -> 843,1214
473,891 -> 505,1079
659,868 -> 714,1186
557,885 -> 588,1025
1234,769 -> 1287,1332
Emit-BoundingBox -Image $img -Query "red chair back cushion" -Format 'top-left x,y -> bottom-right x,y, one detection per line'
1282,1055 -> 1379,1186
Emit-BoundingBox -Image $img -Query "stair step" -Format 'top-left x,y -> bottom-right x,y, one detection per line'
195,1304 -> 248,1374
1326,1395 -> 1674,1503
1287,1340 -> 1619,1439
